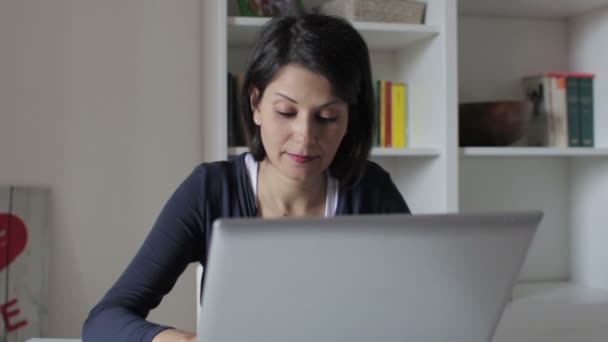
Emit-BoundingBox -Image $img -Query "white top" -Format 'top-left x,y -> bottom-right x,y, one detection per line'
244,153 -> 338,217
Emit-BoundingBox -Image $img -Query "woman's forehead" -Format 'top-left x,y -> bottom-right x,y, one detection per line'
264,64 -> 340,101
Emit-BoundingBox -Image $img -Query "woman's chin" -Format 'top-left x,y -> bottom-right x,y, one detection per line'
282,166 -> 324,183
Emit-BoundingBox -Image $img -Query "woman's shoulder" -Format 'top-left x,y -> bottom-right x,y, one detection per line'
175,153 -> 252,212
357,159 -> 393,188
341,159 -> 395,195
190,153 -> 248,179
338,159 -> 410,214
178,153 -> 250,201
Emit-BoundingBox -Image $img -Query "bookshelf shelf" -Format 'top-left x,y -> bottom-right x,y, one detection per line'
372,147 -> 441,157
228,147 -> 441,158
227,16 -> 439,50
460,147 -> 608,157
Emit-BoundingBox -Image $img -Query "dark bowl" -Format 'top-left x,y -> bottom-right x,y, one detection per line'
459,101 -> 530,147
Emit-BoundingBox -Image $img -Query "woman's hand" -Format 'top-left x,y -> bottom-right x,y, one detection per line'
152,328 -> 196,342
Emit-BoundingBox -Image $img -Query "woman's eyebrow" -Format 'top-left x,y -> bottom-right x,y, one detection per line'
274,92 -> 342,107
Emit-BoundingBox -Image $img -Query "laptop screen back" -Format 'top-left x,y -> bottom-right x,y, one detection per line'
198,211 -> 542,342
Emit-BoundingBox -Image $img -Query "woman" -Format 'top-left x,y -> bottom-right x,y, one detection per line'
82,14 -> 410,342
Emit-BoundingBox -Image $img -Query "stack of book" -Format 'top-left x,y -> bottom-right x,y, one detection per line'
373,80 -> 410,148
227,72 -> 246,147
523,72 -> 595,147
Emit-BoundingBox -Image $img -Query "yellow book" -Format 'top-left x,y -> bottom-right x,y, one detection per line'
379,80 -> 386,147
404,83 -> 408,147
391,82 -> 406,148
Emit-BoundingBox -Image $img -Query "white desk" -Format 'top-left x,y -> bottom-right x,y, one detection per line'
26,283 -> 608,342
492,282 -> 608,342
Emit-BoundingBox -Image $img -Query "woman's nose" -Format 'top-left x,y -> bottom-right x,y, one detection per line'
292,115 -> 317,144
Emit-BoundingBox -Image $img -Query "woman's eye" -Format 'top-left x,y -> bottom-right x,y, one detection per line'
319,116 -> 338,123
317,114 -> 338,123
277,111 -> 296,117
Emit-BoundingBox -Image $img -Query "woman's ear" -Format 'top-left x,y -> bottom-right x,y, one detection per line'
249,86 -> 261,125
249,86 -> 259,111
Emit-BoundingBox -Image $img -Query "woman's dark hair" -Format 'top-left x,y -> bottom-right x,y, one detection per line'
240,14 -> 374,187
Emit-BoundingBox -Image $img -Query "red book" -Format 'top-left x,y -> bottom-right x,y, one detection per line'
546,71 -> 595,78
384,81 -> 392,147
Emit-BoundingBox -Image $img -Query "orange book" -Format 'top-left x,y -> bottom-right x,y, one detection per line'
379,80 -> 386,147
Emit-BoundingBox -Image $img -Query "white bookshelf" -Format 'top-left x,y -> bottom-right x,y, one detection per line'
228,16 -> 440,50
203,0 -> 608,281
461,147 -> 608,157
203,0 -> 459,214
371,147 -> 441,157
458,0 -> 608,300
201,0 -> 608,338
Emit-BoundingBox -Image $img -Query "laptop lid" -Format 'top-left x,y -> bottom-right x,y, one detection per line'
198,210 -> 542,342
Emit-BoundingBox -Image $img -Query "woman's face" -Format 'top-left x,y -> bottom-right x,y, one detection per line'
251,64 -> 348,183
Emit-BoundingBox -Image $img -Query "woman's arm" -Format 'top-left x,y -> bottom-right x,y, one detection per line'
152,328 -> 196,342
378,174 -> 411,214
363,161 -> 411,214
82,166 -> 207,341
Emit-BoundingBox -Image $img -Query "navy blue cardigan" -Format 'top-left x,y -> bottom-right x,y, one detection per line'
82,154 -> 410,341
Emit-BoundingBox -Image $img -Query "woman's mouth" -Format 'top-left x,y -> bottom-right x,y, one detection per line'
287,153 -> 318,164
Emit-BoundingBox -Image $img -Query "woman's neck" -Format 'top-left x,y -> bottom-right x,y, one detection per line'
256,159 -> 326,217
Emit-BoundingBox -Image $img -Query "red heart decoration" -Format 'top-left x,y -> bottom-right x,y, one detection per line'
0,214 -> 29,272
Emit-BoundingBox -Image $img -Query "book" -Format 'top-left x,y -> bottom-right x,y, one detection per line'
373,80 -> 380,147
523,75 -> 553,146
579,76 -> 595,147
546,72 -> 597,147
405,83 -> 410,147
379,80 -> 386,147
546,72 -> 595,147
227,73 -> 235,146
376,79 -> 411,148
565,77 -> 581,147
227,73 -> 247,147
548,75 -> 569,148
384,80 -> 392,147
391,82 -> 407,148
235,73 -> 247,146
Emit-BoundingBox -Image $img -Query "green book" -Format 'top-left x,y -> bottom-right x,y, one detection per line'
566,77 -> 581,147
373,80 -> 380,147
227,73 -> 235,147
579,76 -> 594,147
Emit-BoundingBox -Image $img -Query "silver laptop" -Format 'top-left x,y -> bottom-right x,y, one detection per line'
198,211 -> 542,342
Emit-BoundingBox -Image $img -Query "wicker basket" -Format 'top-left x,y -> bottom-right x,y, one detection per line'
319,0 -> 426,24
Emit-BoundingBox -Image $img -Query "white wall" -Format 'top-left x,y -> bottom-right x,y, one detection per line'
0,0 -> 202,337
458,16 -> 572,281
569,8 -> 608,289
569,7 -> 608,148
459,16 -> 569,102
459,158 -> 572,281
